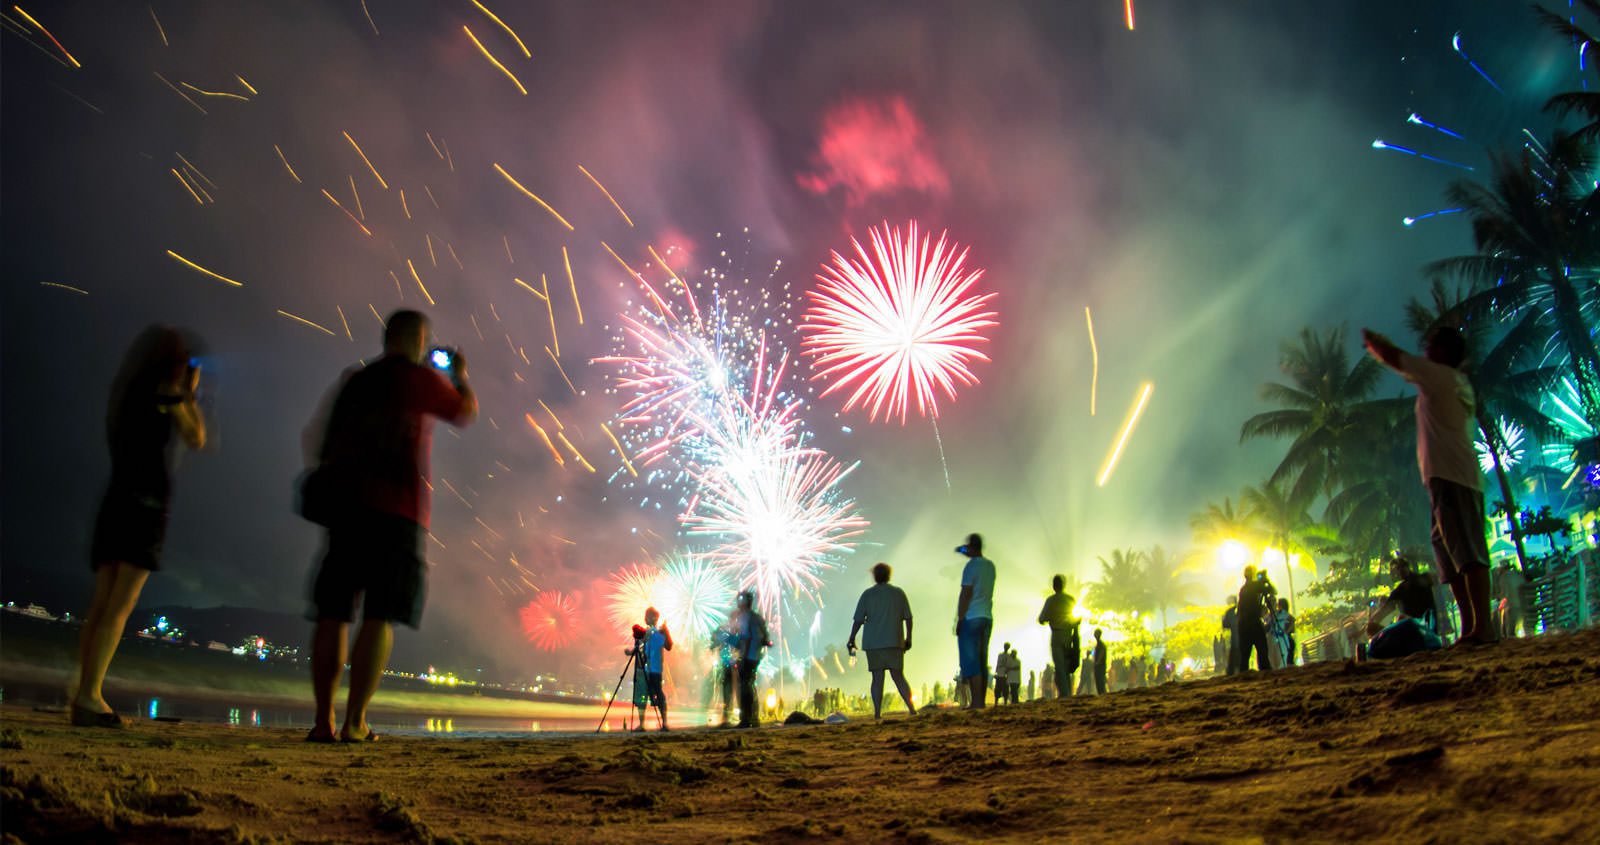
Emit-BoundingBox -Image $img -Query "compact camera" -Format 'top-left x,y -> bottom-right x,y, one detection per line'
428,347 -> 456,371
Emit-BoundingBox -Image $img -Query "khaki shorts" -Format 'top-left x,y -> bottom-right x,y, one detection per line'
866,647 -> 904,672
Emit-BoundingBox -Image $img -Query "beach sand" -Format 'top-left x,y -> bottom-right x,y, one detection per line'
4,628 -> 1598,843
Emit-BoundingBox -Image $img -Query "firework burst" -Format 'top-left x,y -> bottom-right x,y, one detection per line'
604,563 -> 661,631
653,553 -> 734,643
518,591 -> 580,651
803,221 -> 998,424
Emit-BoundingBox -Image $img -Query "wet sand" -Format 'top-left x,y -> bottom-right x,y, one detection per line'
4,628 -> 1598,843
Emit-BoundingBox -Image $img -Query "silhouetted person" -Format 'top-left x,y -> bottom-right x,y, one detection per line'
1236,566 -> 1275,672
1091,629 -> 1107,694
303,310 -> 476,742
73,327 -> 206,728
1037,576 -> 1080,698
1002,645 -> 1022,703
954,533 -> 996,708
1364,326 -> 1494,644
627,607 -> 672,731
1027,670 -> 1036,702
1274,598 -> 1296,666
713,606 -> 740,726
1365,554 -> 1444,658
733,590 -> 771,728
846,562 -> 916,719
1220,596 -> 1239,675
994,643 -> 1012,703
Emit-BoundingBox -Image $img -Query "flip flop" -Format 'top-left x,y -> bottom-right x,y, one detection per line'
70,708 -> 126,729
305,728 -> 339,744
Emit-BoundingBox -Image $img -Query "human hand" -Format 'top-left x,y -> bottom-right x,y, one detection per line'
186,362 -> 202,396
451,350 -> 469,382
903,638 -> 912,652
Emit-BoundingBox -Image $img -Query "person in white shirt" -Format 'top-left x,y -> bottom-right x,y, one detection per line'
1363,326 -> 1495,644
954,533 -> 996,709
847,562 -> 917,719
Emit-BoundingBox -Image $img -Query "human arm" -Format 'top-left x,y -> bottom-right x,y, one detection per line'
903,617 -> 913,652
160,366 -> 206,449
1361,328 -> 1406,372
846,620 -> 862,652
1365,596 -> 1397,635
424,352 -> 478,426
956,584 -> 973,625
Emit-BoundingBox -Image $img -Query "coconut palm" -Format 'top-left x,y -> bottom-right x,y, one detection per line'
1142,545 -> 1201,634
1189,496 -> 1259,549
1240,326 -> 1390,504
1087,548 -> 1150,618
1537,0 -> 1600,140
1240,480 -> 1336,614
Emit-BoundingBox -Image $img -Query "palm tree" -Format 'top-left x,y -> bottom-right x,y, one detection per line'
1429,130 -> 1600,429
1240,326 -> 1389,504
1189,496 -> 1259,549
1537,1 -> 1600,140
1240,480 -> 1335,614
1142,545 -> 1200,634
1087,548 -> 1150,618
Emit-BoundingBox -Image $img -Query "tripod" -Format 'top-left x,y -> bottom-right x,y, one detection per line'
596,649 -> 637,733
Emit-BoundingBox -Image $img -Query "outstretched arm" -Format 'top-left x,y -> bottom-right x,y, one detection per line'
1361,328 -> 1406,372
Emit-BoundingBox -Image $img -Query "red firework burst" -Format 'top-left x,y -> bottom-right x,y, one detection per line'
802,221 -> 998,423
519,591 -> 580,651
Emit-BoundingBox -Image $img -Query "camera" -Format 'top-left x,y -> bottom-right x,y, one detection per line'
955,545 -> 969,555
428,347 -> 455,371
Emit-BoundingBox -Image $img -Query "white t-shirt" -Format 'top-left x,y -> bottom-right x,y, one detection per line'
961,556 -> 996,620
1395,353 -> 1480,490
853,583 -> 912,651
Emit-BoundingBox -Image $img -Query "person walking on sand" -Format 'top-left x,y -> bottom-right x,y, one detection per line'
733,590 -> 772,728
846,562 -> 917,720
994,643 -> 1012,704
1037,576 -> 1081,699
302,310 -> 476,743
1076,647 -> 1096,695
1235,566 -> 1275,672
954,533 -> 996,709
1363,326 -> 1495,645
1003,645 -> 1022,704
72,327 -> 207,728
1091,629 -> 1108,695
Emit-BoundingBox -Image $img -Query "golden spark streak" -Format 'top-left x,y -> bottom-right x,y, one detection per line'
407,259 -> 434,305
1124,0 -> 1135,31
166,250 -> 243,287
369,303 -> 385,326
179,81 -> 248,101
153,71 -> 206,114
388,271 -> 403,300
514,277 -> 546,300
469,313 -> 485,341
276,309 -> 336,336
342,130 -> 388,189
536,399 -> 564,430
525,413 -> 565,466
426,233 -> 437,267
234,74 -> 257,95
542,273 -> 559,357
469,0 -> 530,57
320,188 -> 373,236
336,305 -> 353,341
1096,382 -> 1153,487
349,174 -> 365,220
577,164 -> 633,227
447,242 -> 464,271
1085,306 -> 1098,416
425,131 -> 444,159
602,241 -> 670,317
562,245 -> 583,324
174,153 -> 216,190
148,6 -> 167,46
399,188 -> 411,219
462,25 -> 527,95
423,184 -> 440,209
503,234 -> 514,264
647,243 -> 697,319
40,281 -> 88,295
359,0 -> 379,35
601,423 -> 637,477
170,168 -> 205,204
441,139 -> 454,172
273,144 -> 302,183
556,431 -> 595,473
3,15 -> 70,68
545,346 -> 577,396
493,163 -> 573,230
13,6 -> 80,67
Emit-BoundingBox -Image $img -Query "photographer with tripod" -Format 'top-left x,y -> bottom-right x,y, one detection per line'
624,608 -> 673,732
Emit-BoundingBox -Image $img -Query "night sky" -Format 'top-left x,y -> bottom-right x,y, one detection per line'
0,1 -> 1571,683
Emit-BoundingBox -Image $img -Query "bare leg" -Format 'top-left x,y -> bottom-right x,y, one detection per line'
870,669 -> 885,718
71,563 -> 149,714
966,675 -> 986,708
1463,566 -> 1496,641
889,668 -> 916,715
341,619 -> 392,739
1447,575 -> 1475,642
310,619 -> 348,738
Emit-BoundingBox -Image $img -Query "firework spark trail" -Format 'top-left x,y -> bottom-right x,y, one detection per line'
426,233 -> 437,266
605,564 -> 661,630
166,250 -> 243,287
148,6 -> 167,46
1096,381 -> 1153,487
469,0 -> 531,58
525,413 -> 565,466
602,241 -> 671,317
557,431 -> 596,472
578,164 -> 634,227
423,185 -> 440,209
321,188 -> 374,236
349,175 -> 365,219
171,168 -> 205,204
153,71 -> 207,114
235,75 -> 257,95
648,244 -> 699,321
273,145 -> 302,183
1406,112 -> 1466,140
335,305 -> 353,341
406,259 -> 435,305
1451,31 -> 1503,92
1370,139 -> 1475,171
276,309 -> 336,336
343,131 -> 389,189
1124,0 -> 1135,30
174,153 -> 216,190
536,399 -> 564,430
601,422 -> 638,477
1085,306 -> 1099,416
13,6 -> 80,67
519,591 -> 580,651
563,245 -> 584,324
178,81 -> 248,101
802,221 -> 998,424
494,163 -> 573,230
542,273 -> 560,357
359,0 -> 379,36
1402,207 -> 1465,227
545,346 -> 578,395
463,25 -> 528,95
40,282 -> 88,295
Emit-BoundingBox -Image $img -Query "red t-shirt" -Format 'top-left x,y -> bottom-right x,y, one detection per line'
319,355 -> 468,528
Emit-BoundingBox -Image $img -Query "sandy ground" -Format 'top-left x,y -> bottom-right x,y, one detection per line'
3,629 -> 1599,844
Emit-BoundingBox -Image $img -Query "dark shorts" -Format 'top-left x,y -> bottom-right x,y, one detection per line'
1428,478 -> 1490,581
645,672 -> 665,706
309,510 -> 426,628
957,617 -> 991,679
90,491 -> 169,572
866,647 -> 904,673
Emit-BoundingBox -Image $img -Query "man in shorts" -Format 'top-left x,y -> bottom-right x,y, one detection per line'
846,562 -> 916,719
955,533 -> 996,709
303,310 -> 476,743
1364,326 -> 1494,644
